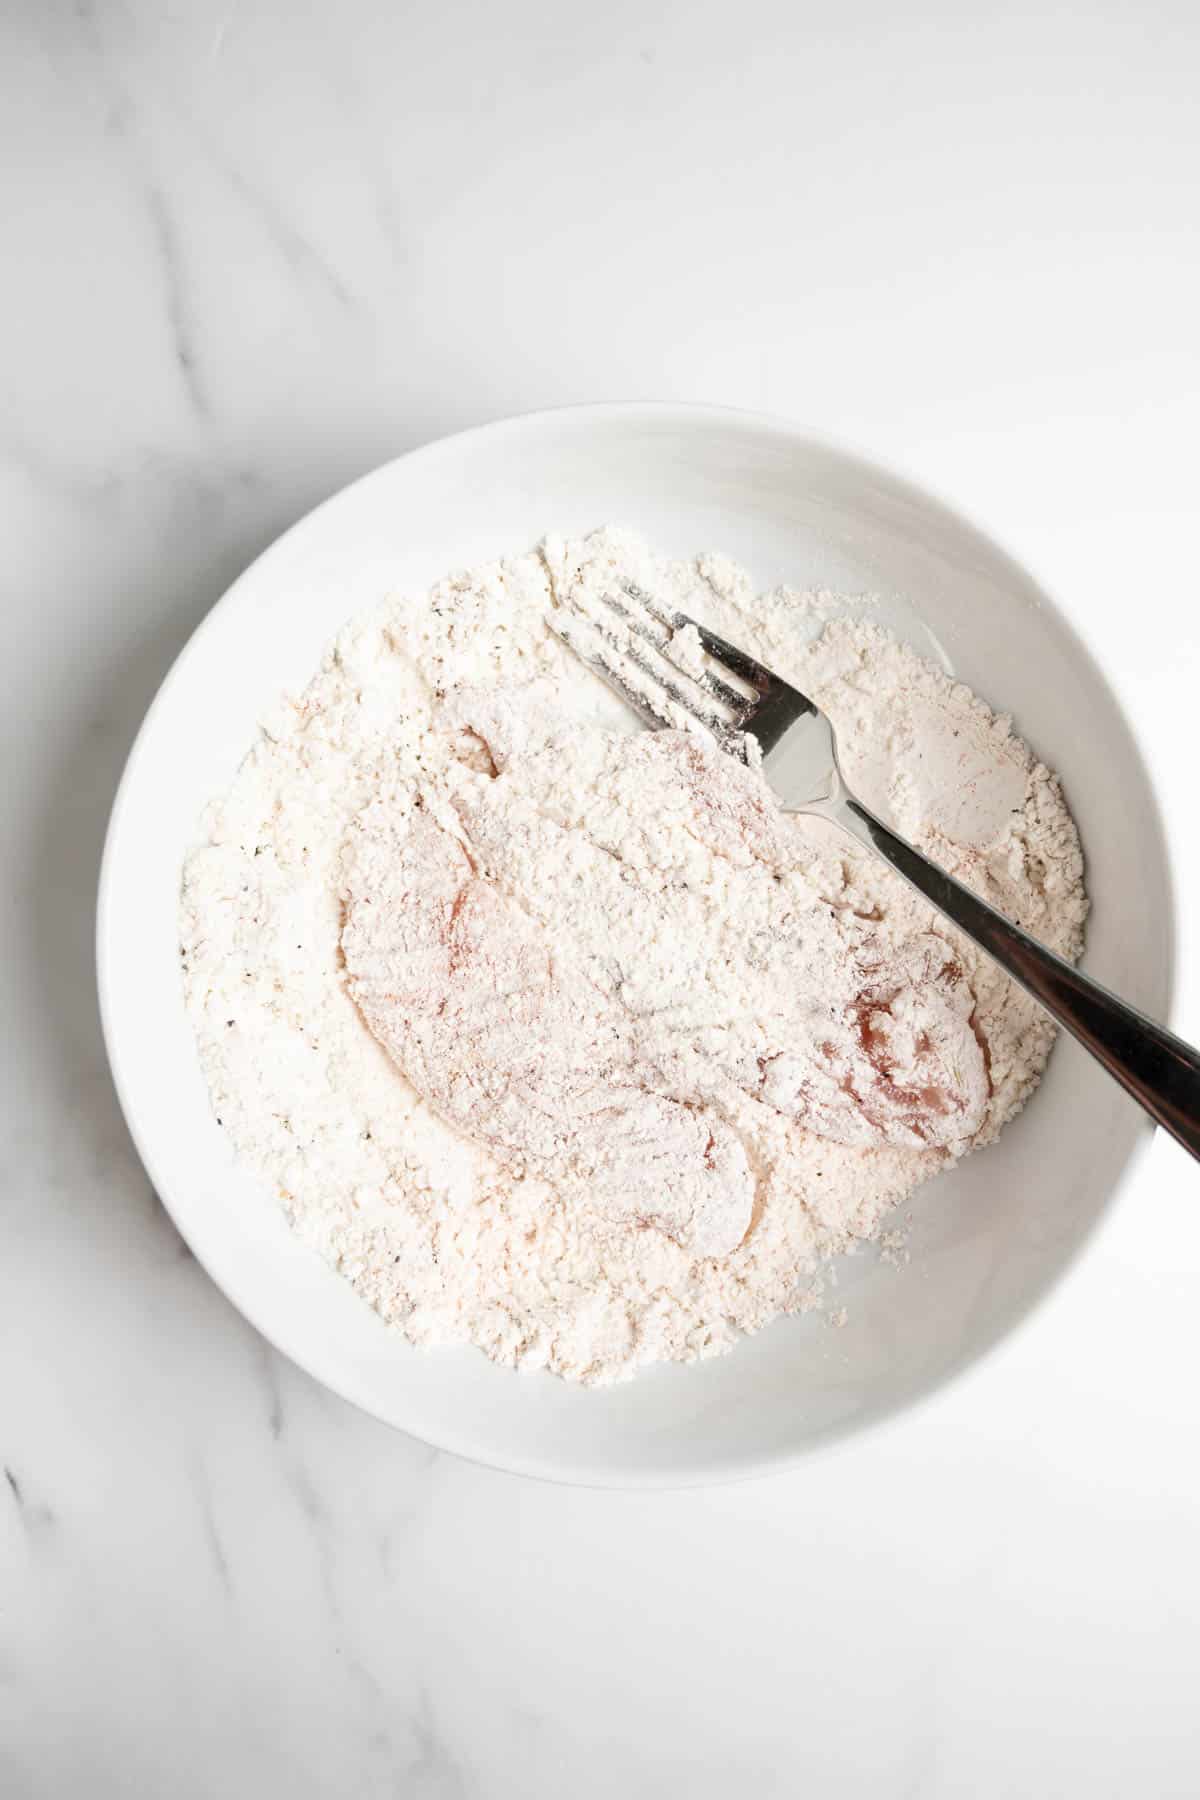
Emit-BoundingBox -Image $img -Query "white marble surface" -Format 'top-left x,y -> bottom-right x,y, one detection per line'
3,1 -> 1200,1793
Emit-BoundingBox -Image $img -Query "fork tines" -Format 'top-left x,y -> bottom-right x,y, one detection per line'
548,578 -> 767,750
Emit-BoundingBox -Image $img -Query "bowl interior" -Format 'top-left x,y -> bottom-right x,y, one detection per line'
98,406 -> 1172,1484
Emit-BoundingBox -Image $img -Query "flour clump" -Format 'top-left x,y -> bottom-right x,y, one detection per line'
180,528 -> 1087,1385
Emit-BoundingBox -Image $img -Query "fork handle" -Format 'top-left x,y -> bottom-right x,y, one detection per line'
830,794 -> 1200,1161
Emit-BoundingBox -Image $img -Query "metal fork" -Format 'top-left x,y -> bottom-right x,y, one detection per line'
550,580 -> 1200,1161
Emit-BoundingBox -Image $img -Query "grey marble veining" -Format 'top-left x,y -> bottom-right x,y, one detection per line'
3,1 -> 1200,1795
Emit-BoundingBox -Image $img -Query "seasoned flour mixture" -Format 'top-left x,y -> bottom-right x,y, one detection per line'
181,529 -> 1087,1384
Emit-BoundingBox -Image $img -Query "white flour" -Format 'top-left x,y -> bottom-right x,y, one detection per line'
180,528 -> 1087,1384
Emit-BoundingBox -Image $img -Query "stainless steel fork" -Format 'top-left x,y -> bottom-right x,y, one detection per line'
550,579 -> 1200,1161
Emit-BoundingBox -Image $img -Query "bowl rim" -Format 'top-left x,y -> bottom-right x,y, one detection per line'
95,399 -> 1179,1486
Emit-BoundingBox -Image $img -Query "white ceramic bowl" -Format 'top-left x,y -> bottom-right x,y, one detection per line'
98,404 -> 1173,1486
